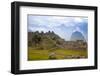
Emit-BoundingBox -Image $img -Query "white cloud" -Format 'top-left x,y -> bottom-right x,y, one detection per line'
29,26 -> 50,33
28,15 -> 88,29
74,17 -> 88,23
74,18 -> 83,22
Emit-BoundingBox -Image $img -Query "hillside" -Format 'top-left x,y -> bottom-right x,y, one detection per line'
28,31 -> 65,50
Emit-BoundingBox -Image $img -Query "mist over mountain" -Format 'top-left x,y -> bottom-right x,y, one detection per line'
70,31 -> 85,41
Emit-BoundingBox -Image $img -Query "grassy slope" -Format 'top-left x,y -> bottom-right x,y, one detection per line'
28,47 -> 88,61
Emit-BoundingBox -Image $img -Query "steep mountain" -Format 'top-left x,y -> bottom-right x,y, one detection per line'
70,31 -> 85,41
28,31 -> 65,50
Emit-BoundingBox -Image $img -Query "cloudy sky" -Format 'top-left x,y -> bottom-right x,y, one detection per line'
28,15 -> 88,41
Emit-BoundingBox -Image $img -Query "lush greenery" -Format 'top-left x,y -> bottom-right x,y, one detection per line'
28,47 -> 87,60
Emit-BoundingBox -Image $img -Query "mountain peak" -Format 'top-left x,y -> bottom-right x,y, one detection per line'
70,31 -> 85,41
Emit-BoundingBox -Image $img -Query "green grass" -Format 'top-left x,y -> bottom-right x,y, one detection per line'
28,47 -> 88,61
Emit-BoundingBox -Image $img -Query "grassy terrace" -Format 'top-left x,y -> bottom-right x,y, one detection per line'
28,47 -> 88,61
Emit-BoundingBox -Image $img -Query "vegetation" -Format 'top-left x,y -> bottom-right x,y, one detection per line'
28,47 -> 87,60
28,31 -> 88,61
